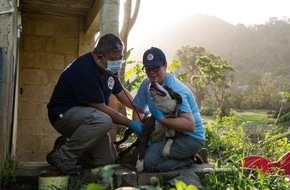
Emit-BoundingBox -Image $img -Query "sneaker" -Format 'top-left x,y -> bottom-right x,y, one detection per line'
198,148 -> 209,163
50,150 -> 84,175
46,136 -> 67,166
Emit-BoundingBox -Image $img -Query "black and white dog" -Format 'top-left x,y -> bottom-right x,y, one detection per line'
114,81 -> 203,172
134,81 -> 183,172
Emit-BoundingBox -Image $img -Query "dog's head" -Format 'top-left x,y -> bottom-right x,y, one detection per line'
149,81 -> 182,116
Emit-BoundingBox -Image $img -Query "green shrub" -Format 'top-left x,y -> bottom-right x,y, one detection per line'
278,112 -> 290,124
1,154 -> 18,188
200,107 -> 216,116
202,109 -> 290,189
203,160 -> 289,190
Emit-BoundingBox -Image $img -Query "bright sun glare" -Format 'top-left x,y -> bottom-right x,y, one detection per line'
135,0 -> 290,28
122,0 -> 290,60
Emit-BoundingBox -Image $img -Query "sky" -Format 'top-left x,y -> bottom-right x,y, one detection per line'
130,0 -> 290,29
125,0 -> 290,60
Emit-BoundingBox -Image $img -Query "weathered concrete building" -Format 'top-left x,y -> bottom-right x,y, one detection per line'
0,0 -> 120,179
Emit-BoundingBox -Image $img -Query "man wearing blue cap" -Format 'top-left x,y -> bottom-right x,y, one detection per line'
132,47 -> 206,171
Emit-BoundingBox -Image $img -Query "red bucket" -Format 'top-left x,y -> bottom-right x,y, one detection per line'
269,151 -> 290,175
238,155 -> 271,172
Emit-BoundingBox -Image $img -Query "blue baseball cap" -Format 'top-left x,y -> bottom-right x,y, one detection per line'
143,47 -> 167,67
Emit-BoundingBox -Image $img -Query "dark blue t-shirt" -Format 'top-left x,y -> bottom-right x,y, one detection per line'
47,52 -> 123,124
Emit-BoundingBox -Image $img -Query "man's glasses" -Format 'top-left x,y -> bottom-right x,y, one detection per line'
142,66 -> 162,73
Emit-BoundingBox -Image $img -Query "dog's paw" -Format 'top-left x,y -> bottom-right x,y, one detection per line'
162,147 -> 170,157
135,159 -> 144,172
162,139 -> 173,157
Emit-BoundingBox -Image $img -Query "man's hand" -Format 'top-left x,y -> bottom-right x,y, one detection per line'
152,106 -> 164,121
128,120 -> 143,136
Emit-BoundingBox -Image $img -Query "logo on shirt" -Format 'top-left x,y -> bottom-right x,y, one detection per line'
108,77 -> 115,90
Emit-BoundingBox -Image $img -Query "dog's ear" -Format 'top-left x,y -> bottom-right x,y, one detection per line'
164,85 -> 182,104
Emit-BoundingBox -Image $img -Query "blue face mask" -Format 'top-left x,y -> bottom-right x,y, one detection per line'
106,59 -> 124,74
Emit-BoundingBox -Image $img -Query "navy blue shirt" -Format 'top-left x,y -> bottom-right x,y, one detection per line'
47,52 -> 123,124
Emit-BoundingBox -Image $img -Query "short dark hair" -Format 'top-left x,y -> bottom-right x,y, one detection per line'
93,33 -> 124,55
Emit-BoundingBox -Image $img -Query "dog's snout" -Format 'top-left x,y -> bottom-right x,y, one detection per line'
149,81 -> 167,97
149,81 -> 157,90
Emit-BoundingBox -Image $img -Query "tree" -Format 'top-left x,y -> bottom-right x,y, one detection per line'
172,46 -> 207,107
119,0 -> 141,82
275,91 -> 290,124
194,54 -> 235,117
109,0 -> 141,141
243,73 -> 281,110
172,46 -> 235,117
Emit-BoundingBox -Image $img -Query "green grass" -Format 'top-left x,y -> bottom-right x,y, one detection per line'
202,109 -> 290,189
234,109 -> 275,125
202,109 -> 276,126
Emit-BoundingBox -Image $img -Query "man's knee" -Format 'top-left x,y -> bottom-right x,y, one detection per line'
84,111 -> 113,131
144,154 -> 157,171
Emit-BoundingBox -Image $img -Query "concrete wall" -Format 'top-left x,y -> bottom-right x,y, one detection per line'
0,0 -> 18,176
1,0 -> 120,165
17,14 -> 79,162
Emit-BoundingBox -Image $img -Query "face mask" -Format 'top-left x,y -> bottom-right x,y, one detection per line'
106,59 -> 124,74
